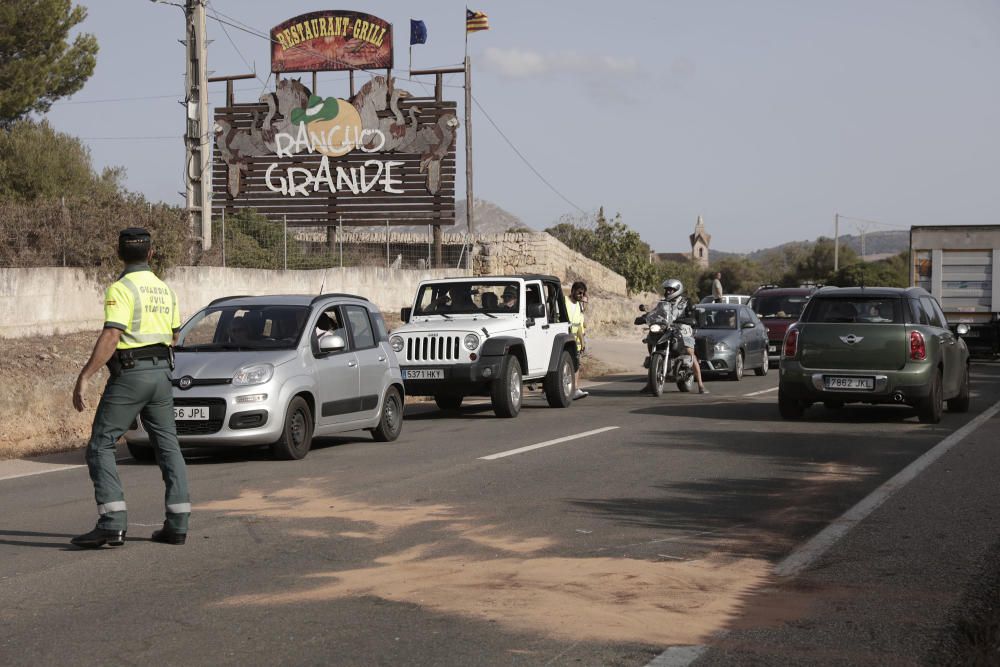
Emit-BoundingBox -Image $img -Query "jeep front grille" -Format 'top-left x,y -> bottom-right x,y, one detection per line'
405,335 -> 462,362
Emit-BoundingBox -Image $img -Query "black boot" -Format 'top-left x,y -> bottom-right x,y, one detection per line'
151,524 -> 187,545
71,527 -> 126,548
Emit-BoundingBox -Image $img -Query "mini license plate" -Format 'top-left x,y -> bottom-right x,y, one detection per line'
403,369 -> 444,380
824,376 -> 874,391
174,406 -> 209,420
768,345 -> 777,353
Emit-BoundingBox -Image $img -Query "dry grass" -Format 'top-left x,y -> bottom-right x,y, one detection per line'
0,331 -> 105,460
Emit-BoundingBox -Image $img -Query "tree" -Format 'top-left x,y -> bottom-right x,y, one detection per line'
830,251 -> 909,288
791,237 -> 858,285
0,119 -> 121,200
0,0 -> 98,124
546,207 -> 658,293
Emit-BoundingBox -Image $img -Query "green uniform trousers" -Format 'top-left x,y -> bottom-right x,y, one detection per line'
85,357 -> 190,532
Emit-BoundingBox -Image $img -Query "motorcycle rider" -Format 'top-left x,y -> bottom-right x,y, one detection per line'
638,278 -> 709,394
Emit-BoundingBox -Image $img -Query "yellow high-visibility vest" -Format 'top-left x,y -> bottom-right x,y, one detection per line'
565,296 -> 586,351
103,266 -> 180,349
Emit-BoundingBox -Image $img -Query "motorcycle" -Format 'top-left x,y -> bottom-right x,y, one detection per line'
635,304 -> 696,396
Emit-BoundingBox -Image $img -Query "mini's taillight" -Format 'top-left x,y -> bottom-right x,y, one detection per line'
783,328 -> 799,358
910,330 -> 926,360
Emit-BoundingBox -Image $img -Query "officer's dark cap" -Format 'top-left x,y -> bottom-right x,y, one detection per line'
118,227 -> 151,255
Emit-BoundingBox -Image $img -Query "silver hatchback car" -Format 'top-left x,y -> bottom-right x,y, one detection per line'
124,293 -> 404,460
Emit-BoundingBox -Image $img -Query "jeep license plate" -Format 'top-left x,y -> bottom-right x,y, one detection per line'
174,406 -> 209,420
404,369 -> 444,380
824,376 -> 874,391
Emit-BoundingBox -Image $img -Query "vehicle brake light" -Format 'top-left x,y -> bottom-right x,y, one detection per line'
910,330 -> 926,360
783,328 -> 799,358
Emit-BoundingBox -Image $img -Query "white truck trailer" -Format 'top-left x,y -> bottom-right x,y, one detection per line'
910,225 -> 1000,355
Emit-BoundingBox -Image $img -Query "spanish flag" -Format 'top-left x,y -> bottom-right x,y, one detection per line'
466,9 -> 489,33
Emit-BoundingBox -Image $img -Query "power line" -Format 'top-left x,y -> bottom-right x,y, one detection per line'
837,215 -> 908,230
471,93 -> 586,214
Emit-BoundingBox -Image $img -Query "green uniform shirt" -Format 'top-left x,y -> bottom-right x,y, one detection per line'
103,264 -> 180,349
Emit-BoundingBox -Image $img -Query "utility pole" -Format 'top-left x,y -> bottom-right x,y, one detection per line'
834,212 -> 840,271
184,0 -> 212,250
464,55 -> 475,239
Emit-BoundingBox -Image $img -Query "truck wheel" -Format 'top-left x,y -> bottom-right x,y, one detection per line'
917,369 -> 943,424
126,442 -> 156,463
491,355 -> 523,418
371,387 -> 403,442
543,349 -> 574,408
778,386 -> 805,420
947,364 -> 970,413
434,393 -> 464,411
270,396 -> 314,460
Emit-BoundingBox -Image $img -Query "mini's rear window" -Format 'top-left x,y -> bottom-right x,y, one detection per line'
804,297 -> 903,324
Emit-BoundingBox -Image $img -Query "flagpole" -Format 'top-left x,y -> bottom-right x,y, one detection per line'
465,6 -> 469,58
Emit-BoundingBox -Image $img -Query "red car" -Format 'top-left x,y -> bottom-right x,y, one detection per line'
749,286 -> 818,364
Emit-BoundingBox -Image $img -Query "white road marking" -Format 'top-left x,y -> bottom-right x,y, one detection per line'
478,426 -> 620,460
646,645 -> 708,666
743,386 -> 779,397
775,397 -> 1000,577
0,461 -> 85,481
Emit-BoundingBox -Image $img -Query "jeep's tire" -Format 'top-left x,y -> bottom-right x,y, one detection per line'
372,387 -> 403,442
544,349 -> 574,408
917,369 -> 944,424
126,442 -> 156,463
270,396 -> 314,460
434,393 -> 464,411
947,364 -> 971,413
778,386 -> 805,420
491,355 -> 523,418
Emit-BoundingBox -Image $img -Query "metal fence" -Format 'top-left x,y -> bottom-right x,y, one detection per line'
0,199 -> 471,271
207,212 -> 472,271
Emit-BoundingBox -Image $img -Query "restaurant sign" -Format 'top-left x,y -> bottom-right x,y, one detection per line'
271,11 -> 393,73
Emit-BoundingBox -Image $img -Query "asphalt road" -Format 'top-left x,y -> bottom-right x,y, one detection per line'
2,361 -> 999,666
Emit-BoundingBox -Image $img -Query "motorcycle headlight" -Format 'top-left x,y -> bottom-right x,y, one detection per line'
714,341 -> 730,352
390,335 -> 404,353
649,324 -> 663,333
232,363 -> 274,386
463,333 -> 480,351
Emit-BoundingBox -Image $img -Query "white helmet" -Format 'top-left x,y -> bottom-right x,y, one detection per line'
661,278 -> 683,301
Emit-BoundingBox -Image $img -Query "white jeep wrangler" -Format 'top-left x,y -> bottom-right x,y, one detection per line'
390,275 -> 579,417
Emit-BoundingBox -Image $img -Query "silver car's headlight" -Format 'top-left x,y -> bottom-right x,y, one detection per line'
464,333 -> 480,350
232,363 -> 274,386
649,323 -> 663,333
390,335 -> 404,353
714,341 -> 730,352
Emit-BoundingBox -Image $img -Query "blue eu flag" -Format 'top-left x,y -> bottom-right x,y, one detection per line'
410,19 -> 427,45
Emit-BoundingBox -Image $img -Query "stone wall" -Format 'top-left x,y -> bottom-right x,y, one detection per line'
471,233 -> 628,296
0,266 -> 468,339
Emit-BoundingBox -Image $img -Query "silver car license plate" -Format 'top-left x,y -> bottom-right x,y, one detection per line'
824,376 -> 874,391
404,369 -> 444,380
174,406 -> 209,420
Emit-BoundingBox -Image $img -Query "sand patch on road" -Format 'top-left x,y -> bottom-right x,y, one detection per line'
203,480 -> 770,645
218,551 -> 769,645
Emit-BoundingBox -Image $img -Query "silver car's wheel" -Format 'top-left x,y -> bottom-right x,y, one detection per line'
271,396 -> 314,460
755,349 -> 769,376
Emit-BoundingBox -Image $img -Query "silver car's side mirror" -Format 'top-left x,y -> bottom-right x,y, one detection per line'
742,321 -> 755,329
955,323 -> 970,336
319,334 -> 347,352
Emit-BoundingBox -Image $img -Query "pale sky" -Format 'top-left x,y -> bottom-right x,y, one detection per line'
43,1 -> 1000,253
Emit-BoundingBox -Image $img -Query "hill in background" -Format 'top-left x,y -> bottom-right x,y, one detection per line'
716,230 -> 908,262
393,199 -> 533,235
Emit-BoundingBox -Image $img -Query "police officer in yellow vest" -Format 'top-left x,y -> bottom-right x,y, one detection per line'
71,228 -> 190,548
565,281 -> 589,400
